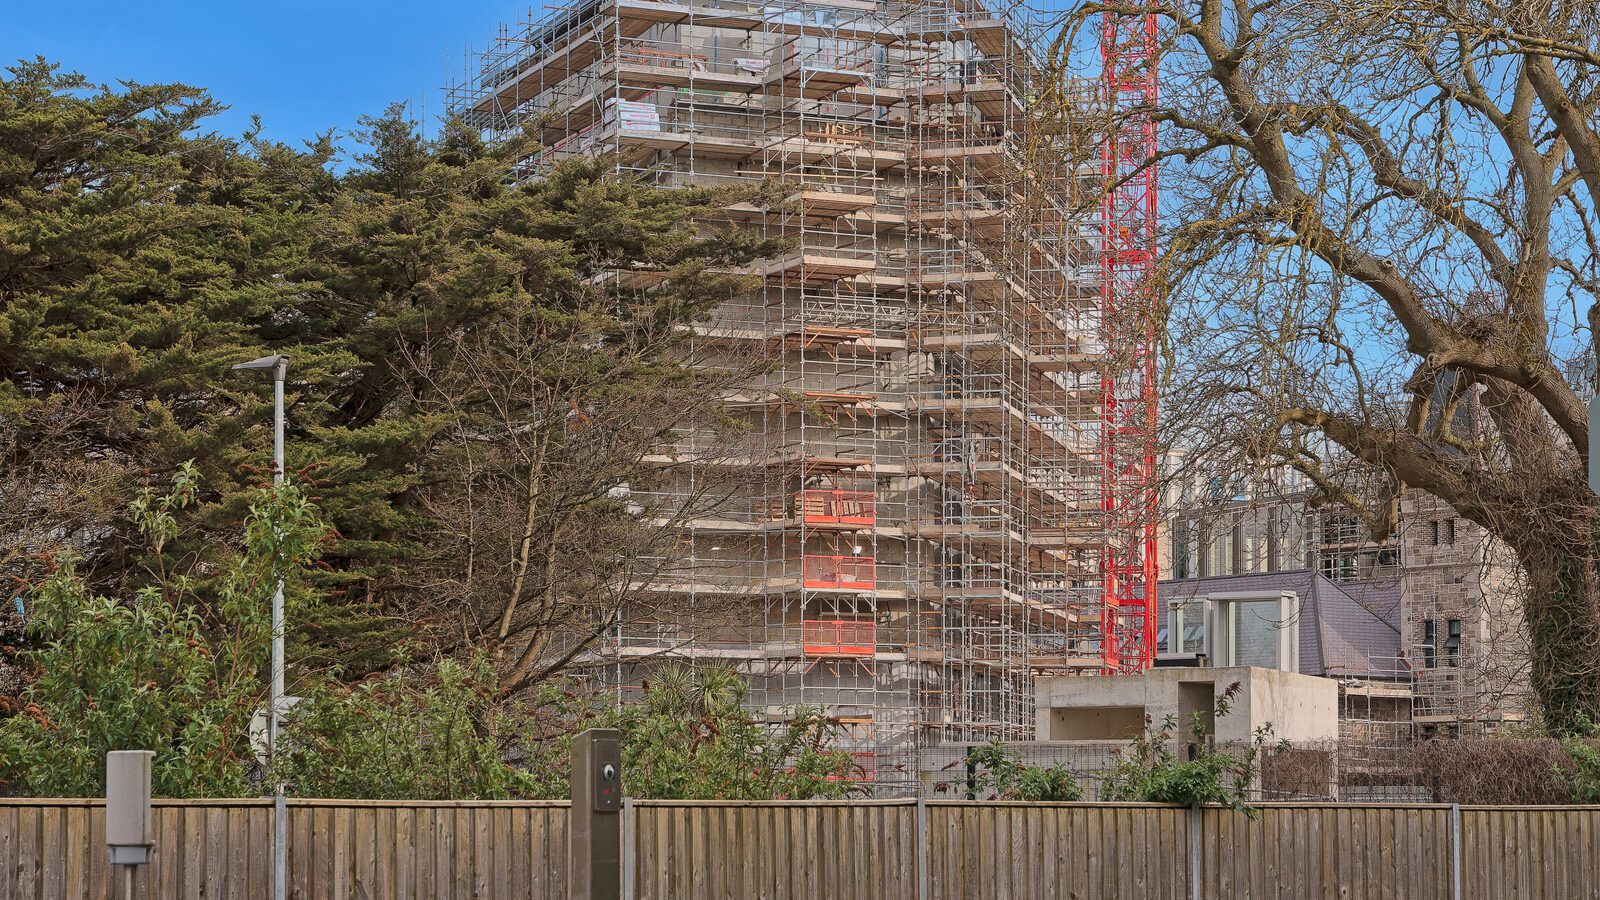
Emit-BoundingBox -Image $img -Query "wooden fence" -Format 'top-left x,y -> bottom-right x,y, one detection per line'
4,799 -> 1599,899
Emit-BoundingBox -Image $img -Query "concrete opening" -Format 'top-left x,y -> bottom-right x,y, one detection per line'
1049,705 -> 1145,740
1178,681 -> 1216,739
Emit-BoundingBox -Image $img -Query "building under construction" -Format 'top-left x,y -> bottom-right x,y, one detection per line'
450,0 -> 1159,793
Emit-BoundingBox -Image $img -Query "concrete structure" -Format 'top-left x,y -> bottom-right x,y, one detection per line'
449,0 -> 1153,794
1035,665 -> 1339,745
1161,473 -> 1532,738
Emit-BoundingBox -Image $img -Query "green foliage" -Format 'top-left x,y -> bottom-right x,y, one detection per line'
269,654 -> 550,800
1099,682 -> 1272,815
0,62 -> 845,800
1557,715 -> 1600,803
0,467 -> 325,797
0,63 -> 779,683
271,662 -> 859,802
964,741 -> 1083,801
613,665 -> 857,800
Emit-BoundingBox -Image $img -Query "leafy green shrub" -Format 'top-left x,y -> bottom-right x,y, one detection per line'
269,654 -> 555,800
614,664 -> 858,800
1099,682 -> 1273,814
0,469 -> 860,801
1557,716 -> 1600,803
0,465 -> 323,797
964,741 -> 1083,801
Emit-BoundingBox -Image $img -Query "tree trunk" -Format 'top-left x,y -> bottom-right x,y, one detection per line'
1513,529 -> 1600,734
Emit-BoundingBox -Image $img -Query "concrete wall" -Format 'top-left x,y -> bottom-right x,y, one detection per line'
1035,665 -> 1339,745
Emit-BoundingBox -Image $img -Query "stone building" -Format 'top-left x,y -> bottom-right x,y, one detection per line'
1160,472 -> 1532,737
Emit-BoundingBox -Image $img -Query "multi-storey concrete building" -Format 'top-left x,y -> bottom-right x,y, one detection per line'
451,0 -> 1132,791
1161,475 -> 1532,737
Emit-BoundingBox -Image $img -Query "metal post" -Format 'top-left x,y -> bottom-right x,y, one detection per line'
915,797 -> 929,900
570,729 -> 623,900
1450,803 -> 1462,900
233,353 -> 290,900
271,359 -> 287,900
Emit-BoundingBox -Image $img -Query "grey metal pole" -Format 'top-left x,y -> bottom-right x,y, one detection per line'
231,354 -> 290,900
271,359 -> 287,900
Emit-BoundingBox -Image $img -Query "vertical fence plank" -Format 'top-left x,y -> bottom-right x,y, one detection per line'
418,807 -> 441,900
10,803 -> 38,900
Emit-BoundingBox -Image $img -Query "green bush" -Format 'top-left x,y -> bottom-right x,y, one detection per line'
614,664 -> 858,800
0,469 -> 862,801
1099,682 -> 1273,815
1557,716 -> 1600,803
268,654 -> 557,800
0,465 -> 323,797
964,741 -> 1083,801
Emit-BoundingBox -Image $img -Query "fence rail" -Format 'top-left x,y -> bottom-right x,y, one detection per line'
3,799 -> 1599,899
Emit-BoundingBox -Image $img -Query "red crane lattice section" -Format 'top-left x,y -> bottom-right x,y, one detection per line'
1099,9 -> 1161,674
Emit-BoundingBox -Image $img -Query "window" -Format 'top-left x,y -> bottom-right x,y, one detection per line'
1377,547 -> 1401,568
1245,535 -> 1265,573
1422,620 -> 1437,668
1319,552 -> 1358,582
1446,619 -> 1462,667
1323,515 -> 1362,544
1164,600 -> 1207,656
1210,530 -> 1235,577
1266,508 -> 1281,573
1445,518 -> 1457,544
1172,520 -> 1191,579
1428,520 -> 1440,545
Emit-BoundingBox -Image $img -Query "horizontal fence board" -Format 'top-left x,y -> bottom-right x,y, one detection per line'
3,800 -> 1600,898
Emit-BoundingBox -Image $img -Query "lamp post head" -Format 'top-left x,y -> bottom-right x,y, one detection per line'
232,354 -> 289,377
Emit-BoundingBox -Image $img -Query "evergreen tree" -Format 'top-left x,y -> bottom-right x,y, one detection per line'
1,61 -> 780,689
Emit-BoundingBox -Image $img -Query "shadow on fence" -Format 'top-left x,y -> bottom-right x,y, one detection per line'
3,798 -> 1599,899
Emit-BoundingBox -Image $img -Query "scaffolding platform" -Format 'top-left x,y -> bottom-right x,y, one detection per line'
449,0 -> 1153,788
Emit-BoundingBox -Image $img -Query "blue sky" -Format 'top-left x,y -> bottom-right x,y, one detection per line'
2,1 -> 519,149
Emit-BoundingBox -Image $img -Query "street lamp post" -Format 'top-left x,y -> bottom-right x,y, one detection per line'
232,354 -> 288,900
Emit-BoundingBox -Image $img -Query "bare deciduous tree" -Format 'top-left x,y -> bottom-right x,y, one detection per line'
396,287 -> 760,696
1054,0 -> 1600,729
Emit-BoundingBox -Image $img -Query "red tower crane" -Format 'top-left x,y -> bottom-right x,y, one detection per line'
1098,8 -> 1160,673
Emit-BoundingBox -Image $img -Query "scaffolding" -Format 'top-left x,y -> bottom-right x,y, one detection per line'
449,0 -> 1154,794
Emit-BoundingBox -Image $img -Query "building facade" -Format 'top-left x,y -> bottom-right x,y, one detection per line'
452,0 -> 1130,792
1161,475 -> 1532,737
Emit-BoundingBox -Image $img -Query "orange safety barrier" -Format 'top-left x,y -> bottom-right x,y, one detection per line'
802,619 -> 876,656
796,490 -> 875,525
802,556 -> 875,591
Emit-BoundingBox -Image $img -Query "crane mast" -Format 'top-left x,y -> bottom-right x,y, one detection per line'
1098,8 -> 1161,673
